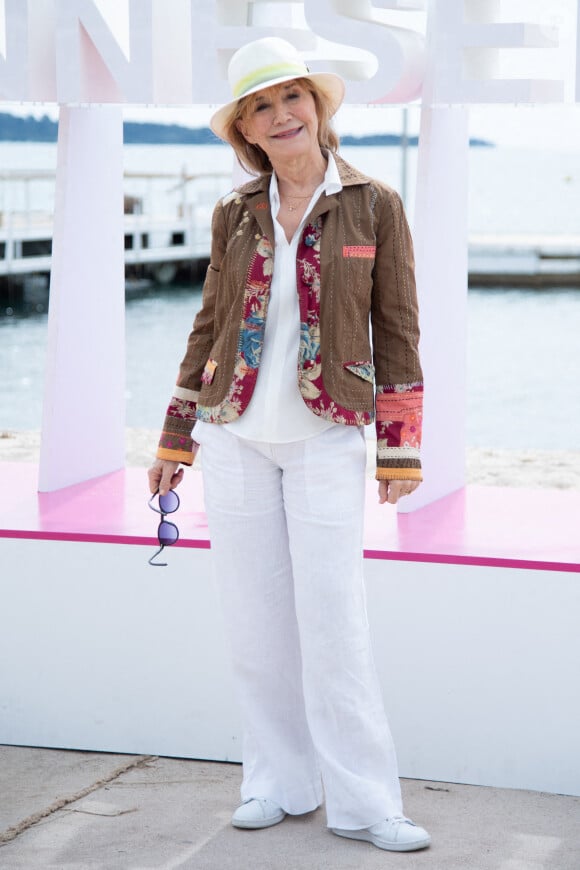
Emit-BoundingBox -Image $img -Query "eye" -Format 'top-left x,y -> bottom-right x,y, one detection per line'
286,90 -> 300,101
254,101 -> 269,113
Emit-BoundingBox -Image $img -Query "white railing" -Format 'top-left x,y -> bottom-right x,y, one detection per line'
0,169 -> 231,279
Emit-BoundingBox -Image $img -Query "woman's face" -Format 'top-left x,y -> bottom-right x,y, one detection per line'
236,80 -> 320,166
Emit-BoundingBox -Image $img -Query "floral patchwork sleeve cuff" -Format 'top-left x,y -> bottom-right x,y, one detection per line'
375,383 -> 423,481
156,387 -> 199,466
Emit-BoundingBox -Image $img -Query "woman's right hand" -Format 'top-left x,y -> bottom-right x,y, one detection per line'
148,459 -> 184,496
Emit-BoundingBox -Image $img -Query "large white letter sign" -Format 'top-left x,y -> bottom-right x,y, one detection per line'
304,0 -> 425,102
0,0 -> 577,105
431,0 -> 564,104
55,0 -> 153,103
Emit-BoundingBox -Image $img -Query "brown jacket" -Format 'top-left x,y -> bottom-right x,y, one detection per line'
157,154 -> 423,480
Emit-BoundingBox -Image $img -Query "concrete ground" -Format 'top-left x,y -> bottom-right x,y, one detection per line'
1,747 -> 579,870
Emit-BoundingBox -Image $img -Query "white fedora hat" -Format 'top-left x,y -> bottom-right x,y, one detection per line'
210,37 -> 345,143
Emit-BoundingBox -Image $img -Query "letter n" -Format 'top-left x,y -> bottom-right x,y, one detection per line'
55,0 -> 153,103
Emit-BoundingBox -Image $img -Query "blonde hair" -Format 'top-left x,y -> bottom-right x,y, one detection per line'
223,79 -> 340,176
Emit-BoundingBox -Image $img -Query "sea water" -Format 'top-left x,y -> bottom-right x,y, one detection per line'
1,141 -> 579,448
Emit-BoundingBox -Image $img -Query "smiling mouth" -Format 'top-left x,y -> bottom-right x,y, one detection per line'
272,126 -> 303,140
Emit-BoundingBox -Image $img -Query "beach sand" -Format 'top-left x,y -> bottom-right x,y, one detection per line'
1,428 -> 579,489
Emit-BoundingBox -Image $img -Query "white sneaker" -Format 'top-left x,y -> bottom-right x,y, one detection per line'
231,797 -> 286,829
331,816 -> 431,852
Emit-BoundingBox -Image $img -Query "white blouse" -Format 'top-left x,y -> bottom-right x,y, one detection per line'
227,152 -> 343,443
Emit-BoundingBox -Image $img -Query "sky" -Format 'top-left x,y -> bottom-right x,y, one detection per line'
1,0 -> 579,151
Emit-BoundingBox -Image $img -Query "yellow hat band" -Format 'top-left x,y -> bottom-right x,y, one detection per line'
232,61 -> 308,99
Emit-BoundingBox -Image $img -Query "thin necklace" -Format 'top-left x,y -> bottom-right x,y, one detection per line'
282,190 -> 318,212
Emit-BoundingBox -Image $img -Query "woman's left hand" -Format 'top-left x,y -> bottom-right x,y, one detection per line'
378,479 -> 421,505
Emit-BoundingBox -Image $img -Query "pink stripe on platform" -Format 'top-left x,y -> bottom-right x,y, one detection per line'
0,528 -> 212,549
1,463 -> 579,572
363,549 -> 580,574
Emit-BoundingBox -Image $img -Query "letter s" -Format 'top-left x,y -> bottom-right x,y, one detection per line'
304,0 -> 425,103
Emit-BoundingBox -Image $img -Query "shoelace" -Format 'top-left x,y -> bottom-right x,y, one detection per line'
375,816 -> 415,830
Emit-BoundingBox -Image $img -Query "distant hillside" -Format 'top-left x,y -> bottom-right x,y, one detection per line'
123,121 -> 222,145
0,113 -> 493,147
0,113 -> 223,145
0,113 -> 59,142
342,132 -> 493,147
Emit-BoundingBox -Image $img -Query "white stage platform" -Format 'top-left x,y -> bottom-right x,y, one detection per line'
1,462 -> 579,797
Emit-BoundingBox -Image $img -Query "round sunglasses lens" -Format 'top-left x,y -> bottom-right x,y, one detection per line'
159,490 -> 179,514
158,521 -> 178,546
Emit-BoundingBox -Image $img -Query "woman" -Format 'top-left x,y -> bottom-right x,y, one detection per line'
148,37 -> 429,853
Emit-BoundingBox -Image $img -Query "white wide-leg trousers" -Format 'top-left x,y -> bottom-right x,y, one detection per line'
194,421 -> 403,830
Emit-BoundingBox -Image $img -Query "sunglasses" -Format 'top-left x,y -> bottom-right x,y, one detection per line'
148,489 -> 180,566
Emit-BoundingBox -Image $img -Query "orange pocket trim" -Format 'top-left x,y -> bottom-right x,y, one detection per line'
342,245 -> 376,258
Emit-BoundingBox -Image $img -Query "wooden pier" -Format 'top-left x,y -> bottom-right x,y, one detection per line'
0,169 -> 229,296
468,233 -> 580,287
1,169 -> 579,293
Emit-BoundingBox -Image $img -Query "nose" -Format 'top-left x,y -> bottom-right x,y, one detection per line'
272,98 -> 291,124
